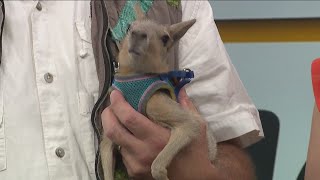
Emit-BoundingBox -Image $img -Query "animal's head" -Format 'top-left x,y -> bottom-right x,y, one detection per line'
117,4 -> 196,75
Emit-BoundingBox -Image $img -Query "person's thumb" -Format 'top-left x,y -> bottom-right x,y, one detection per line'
110,89 -> 125,105
178,88 -> 198,113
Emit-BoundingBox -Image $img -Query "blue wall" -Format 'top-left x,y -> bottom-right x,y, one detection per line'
210,1 -> 320,20
209,1 -> 320,179
225,43 -> 317,180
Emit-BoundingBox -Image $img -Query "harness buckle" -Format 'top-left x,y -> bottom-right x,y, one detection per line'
183,68 -> 191,73
113,62 -> 120,73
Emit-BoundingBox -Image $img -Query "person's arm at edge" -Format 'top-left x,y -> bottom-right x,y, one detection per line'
167,90 -> 256,180
212,140 -> 256,180
305,104 -> 320,179
168,133 -> 256,180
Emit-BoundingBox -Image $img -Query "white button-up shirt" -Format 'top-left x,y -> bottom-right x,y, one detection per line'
0,1 -> 263,180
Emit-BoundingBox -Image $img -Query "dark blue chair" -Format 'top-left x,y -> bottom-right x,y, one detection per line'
246,110 -> 280,180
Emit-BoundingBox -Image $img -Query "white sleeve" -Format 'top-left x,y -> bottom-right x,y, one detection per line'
179,0 -> 264,147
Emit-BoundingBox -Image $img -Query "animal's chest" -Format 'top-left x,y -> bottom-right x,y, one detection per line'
112,75 -> 176,116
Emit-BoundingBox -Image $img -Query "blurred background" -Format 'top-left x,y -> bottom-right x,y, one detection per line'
209,1 -> 320,180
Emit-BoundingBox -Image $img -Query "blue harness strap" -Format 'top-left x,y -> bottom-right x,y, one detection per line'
112,70 -> 194,115
160,69 -> 194,98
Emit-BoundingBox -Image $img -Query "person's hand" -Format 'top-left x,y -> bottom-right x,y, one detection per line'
102,89 -> 170,179
101,89 -> 215,179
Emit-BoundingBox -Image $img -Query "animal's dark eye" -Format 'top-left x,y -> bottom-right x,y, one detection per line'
161,34 -> 170,46
141,33 -> 147,39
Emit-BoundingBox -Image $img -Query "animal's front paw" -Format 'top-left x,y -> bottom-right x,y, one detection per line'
151,165 -> 169,180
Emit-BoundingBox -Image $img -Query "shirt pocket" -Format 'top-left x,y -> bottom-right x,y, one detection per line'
0,93 -> 6,172
78,92 -> 98,175
75,20 -> 99,96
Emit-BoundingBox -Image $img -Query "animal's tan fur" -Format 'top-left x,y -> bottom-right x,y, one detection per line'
100,4 -> 217,180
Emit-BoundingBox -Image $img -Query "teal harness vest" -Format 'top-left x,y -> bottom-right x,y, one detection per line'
112,70 -> 194,115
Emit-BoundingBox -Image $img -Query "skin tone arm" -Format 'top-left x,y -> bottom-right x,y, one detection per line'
305,104 -> 320,180
101,89 -> 256,180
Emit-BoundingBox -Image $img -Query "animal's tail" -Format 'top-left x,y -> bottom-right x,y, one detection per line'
100,137 -> 115,180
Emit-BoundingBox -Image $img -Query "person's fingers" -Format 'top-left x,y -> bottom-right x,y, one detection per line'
178,88 -> 209,138
178,88 -> 198,113
101,107 -> 139,150
121,154 -> 133,177
121,146 -> 152,178
109,90 -> 163,139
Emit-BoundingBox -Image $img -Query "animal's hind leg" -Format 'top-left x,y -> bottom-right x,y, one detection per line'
100,137 -> 115,180
206,127 -> 217,163
151,122 -> 200,180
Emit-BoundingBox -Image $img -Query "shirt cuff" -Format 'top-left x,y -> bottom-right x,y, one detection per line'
207,108 -> 264,148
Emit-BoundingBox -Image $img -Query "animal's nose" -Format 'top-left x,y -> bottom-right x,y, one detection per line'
131,30 -> 147,39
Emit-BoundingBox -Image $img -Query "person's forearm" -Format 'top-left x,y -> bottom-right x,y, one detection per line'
211,142 -> 256,180
167,141 -> 255,180
305,105 -> 320,179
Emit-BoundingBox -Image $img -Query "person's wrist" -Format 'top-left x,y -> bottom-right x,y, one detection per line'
204,163 -> 228,180
204,164 -> 220,180
167,153 -> 216,180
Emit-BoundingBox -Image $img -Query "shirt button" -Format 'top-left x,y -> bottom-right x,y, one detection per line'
44,73 -> 53,83
36,2 -> 42,11
55,147 -> 65,158
79,49 -> 88,58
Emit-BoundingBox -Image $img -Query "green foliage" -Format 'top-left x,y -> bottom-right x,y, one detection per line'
115,169 -> 129,180
114,153 -> 129,180
167,0 -> 180,8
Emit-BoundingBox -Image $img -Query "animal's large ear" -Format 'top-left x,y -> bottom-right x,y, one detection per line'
134,3 -> 146,20
166,19 -> 196,48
